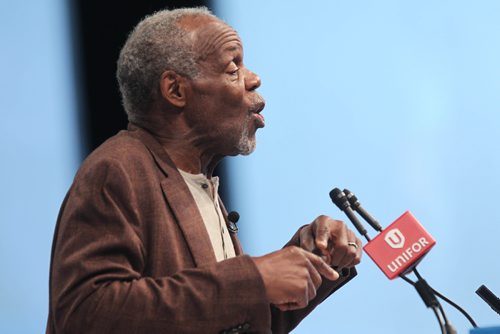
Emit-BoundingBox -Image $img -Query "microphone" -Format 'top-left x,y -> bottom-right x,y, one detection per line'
227,211 -> 240,233
227,211 -> 240,223
330,188 -> 435,279
476,285 -> 500,316
343,189 -> 383,232
329,188 -> 369,240
330,187 -> 477,332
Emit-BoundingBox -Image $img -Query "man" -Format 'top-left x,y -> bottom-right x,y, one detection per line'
47,7 -> 362,334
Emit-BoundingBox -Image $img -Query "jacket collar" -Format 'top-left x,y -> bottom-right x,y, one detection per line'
127,123 -> 218,266
127,123 -> 173,178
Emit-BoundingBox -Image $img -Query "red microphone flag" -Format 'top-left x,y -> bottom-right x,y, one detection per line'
363,211 -> 436,279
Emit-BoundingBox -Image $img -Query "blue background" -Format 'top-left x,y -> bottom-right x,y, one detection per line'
0,0 -> 79,333
1,0 -> 499,333
215,1 -> 500,333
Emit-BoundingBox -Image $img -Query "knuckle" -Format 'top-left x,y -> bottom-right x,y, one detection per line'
300,225 -> 311,235
317,215 -> 329,221
288,246 -> 301,255
309,288 -> 317,301
298,299 -> 308,308
300,280 -> 309,292
314,276 -> 323,289
316,225 -> 329,237
336,246 -> 348,257
346,246 -> 358,257
337,220 -> 347,229
317,215 -> 340,225
329,220 -> 346,233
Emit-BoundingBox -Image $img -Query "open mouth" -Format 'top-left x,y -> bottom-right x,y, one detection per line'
251,101 -> 266,128
253,113 -> 265,128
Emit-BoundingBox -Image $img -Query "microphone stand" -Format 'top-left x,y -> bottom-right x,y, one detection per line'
400,267 -> 458,334
330,188 -> 478,334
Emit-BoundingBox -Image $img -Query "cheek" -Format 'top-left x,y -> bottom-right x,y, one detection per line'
220,79 -> 246,104
192,79 -> 248,117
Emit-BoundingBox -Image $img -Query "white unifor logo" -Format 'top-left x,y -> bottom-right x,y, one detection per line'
384,228 -> 405,249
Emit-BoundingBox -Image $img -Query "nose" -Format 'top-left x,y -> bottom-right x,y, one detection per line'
244,68 -> 261,91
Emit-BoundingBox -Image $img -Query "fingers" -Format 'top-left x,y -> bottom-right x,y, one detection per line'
253,246 -> 340,312
312,216 -> 330,252
330,228 -> 363,269
259,215 -> 365,313
299,225 -> 316,253
301,249 -> 339,281
309,216 -> 363,269
278,249 -> 337,311
344,229 -> 362,267
329,222 -> 349,268
304,254 -> 323,289
275,302 -> 299,312
301,224 -> 331,263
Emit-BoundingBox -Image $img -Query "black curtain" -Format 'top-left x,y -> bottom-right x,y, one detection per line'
71,0 -> 232,205
72,0 -> 211,153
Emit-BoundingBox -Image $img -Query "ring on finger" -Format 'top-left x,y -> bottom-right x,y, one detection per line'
347,241 -> 358,250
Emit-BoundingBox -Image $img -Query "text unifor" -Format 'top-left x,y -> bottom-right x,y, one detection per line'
387,238 -> 430,273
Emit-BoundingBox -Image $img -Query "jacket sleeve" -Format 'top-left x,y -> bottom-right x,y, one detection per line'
270,226 -> 358,333
48,157 -> 271,334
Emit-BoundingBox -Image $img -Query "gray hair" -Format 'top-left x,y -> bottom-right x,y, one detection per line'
116,7 -> 217,123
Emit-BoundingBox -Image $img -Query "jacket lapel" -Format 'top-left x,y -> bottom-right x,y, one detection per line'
160,179 -> 217,266
127,124 -> 217,267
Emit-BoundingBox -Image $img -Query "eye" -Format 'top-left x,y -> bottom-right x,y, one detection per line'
229,68 -> 239,76
227,65 -> 239,77
226,59 -> 241,78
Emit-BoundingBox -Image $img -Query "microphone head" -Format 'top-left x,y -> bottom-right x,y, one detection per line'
476,285 -> 500,315
329,188 -> 350,211
343,188 -> 360,208
227,211 -> 240,223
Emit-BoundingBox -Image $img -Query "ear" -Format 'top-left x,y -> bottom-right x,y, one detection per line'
160,70 -> 187,108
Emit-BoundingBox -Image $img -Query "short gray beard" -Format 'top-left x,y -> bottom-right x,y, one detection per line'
236,116 -> 256,156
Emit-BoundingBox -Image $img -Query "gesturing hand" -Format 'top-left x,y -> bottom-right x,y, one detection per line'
252,246 -> 339,311
299,215 -> 362,269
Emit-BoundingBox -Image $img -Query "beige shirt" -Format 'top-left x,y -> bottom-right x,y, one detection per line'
179,169 -> 236,262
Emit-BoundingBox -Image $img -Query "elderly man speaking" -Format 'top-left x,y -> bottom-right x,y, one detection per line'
47,7 -> 362,334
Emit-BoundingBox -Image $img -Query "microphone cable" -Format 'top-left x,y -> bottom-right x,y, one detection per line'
432,305 -> 447,334
344,188 -> 477,328
413,267 -> 478,328
413,269 -> 451,328
331,188 -> 478,333
398,270 -> 452,333
331,187 -> 450,332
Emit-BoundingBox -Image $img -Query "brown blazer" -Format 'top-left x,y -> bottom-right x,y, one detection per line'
47,124 -> 356,334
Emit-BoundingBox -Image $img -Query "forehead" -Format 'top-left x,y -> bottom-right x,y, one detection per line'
183,16 -> 242,60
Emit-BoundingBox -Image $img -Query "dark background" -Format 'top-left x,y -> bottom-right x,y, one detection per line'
72,0 -> 210,153
71,0 -> 232,203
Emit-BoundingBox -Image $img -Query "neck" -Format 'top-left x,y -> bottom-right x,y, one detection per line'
158,136 -> 223,176
136,117 -> 222,177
